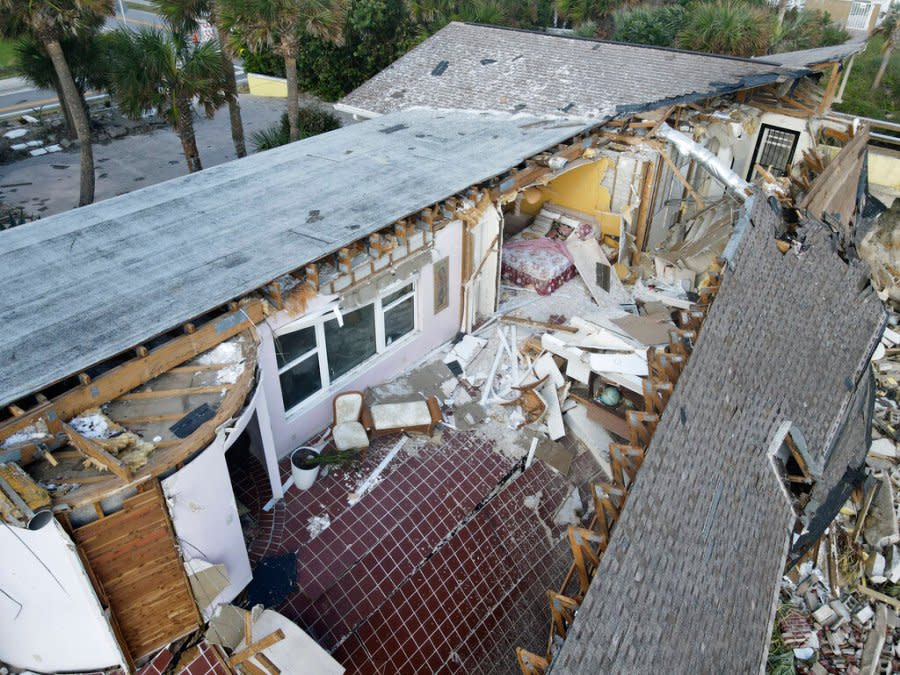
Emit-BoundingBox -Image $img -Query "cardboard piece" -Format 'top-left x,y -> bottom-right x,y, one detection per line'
611,314 -> 674,346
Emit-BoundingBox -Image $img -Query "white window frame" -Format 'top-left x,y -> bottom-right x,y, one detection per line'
275,279 -> 419,417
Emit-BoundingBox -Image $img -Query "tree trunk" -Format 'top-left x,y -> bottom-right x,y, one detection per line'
45,39 -> 94,206
776,0 -> 788,28
49,70 -> 76,140
211,7 -> 246,158
281,37 -> 300,143
871,38 -> 895,91
176,94 -> 202,172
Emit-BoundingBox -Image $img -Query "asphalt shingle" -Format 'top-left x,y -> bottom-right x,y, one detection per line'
550,197 -> 885,673
339,22 -> 799,119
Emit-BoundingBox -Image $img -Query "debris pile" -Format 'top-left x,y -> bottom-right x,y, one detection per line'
773,312 -> 900,674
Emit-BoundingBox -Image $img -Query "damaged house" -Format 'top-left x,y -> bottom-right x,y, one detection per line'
0,22 -> 894,675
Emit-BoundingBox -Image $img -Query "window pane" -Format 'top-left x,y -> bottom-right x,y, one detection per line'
274,326 -> 316,369
324,304 -> 376,380
279,354 -> 322,410
383,283 -> 413,306
384,296 -> 415,346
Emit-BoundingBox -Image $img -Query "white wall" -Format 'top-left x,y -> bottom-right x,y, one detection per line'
734,112 -> 814,181
258,219 -> 464,457
0,520 -> 126,672
162,431 -> 252,618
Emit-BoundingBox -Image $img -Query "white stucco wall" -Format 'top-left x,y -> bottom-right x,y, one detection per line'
162,431 -> 253,617
256,219 -> 464,457
734,112 -> 814,181
0,520 -> 126,672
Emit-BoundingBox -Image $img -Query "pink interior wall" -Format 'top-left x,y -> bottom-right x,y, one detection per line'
256,220 -> 463,458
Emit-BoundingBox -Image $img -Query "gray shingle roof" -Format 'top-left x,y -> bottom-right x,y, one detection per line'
0,109 -> 595,408
339,22 -> 798,119
550,197 -> 885,673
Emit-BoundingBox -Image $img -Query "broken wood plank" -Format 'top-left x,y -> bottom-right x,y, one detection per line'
500,315 -> 578,333
657,148 -> 704,210
117,385 -> 230,401
61,421 -> 132,482
229,630 -> 286,667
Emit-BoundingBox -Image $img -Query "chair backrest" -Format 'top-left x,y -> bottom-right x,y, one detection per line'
334,391 -> 364,423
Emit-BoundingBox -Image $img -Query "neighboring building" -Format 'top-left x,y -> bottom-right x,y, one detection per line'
0,23 -> 884,674
805,0 -> 884,31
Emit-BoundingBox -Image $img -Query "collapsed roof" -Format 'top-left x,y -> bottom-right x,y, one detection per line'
0,109 -> 595,409
550,197 -> 886,672
338,22 -> 805,119
753,38 -> 867,68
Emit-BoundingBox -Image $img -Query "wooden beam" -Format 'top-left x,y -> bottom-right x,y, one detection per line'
229,630 -> 286,667
630,160 -> 656,265
515,648 -> 548,675
657,148 -> 704,210
117,385 -> 230,401
500,315 -> 578,333
0,300 -> 266,445
818,62 -> 841,115
61,421 -> 132,482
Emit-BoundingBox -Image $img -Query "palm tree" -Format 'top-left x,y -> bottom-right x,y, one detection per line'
14,10 -> 109,141
219,0 -> 345,142
676,1 -> 773,57
871,7 -> 899,91
153,0 -> 247,158
106,28 -> 230,172
0,0 -> 113,207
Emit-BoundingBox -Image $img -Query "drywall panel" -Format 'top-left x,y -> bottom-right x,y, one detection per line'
0,520 -> 126,672
162,432 -> 252,618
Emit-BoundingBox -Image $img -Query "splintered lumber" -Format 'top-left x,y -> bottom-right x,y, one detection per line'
229,629 -> 286,667
515,647 -> 548,675
0,462 -> 50,511
657,147 -> 704,209
61,421 -> 132,482
500,315 -> 578,333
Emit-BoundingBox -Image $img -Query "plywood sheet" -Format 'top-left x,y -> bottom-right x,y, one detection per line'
73,484 -> 200,660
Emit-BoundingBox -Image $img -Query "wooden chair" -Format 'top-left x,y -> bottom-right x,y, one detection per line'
331,391 -> 370,456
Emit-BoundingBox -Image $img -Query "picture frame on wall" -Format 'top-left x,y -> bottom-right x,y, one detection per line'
433,257 -> 450,314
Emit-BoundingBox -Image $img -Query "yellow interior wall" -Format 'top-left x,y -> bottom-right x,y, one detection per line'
519,158 -> 623,237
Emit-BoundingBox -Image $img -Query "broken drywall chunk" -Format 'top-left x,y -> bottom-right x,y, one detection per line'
863,473 -> 900,549
611,314 -> 673,346
589,351 -> 649,377
533,353 -> 565,388
563,404 -> 613,479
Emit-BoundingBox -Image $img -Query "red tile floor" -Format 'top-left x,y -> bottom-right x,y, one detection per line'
229,427 -> 605,674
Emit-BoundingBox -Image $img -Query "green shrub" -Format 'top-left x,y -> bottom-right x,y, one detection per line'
613,5 -> 687,46
251,106 -> 341,152
574,19 -> 599,36
676,1 -> 773,57
771,8 -> 849,53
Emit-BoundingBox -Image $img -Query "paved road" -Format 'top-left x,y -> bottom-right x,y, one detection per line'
0,93 -> 353,217
0,4 -> 246,120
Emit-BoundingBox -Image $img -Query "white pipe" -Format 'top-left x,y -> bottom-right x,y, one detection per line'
656,123 -> 752,200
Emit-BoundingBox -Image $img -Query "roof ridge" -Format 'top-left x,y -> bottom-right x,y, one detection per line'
456,21 -> 786,68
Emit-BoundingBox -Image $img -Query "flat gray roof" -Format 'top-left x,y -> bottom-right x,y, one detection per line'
339,22 -> 798,118
754,38 -> 866,67
0,109 -> 594,407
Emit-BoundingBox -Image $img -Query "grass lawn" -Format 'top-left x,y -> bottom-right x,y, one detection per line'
0,38 -> 18,79
834,35 -> 899,122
